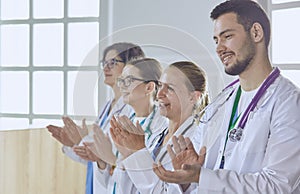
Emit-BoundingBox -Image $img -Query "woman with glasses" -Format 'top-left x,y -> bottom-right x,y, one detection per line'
47,42 -> 145,194
91,58 -> 168,194
110,61 -> 209,193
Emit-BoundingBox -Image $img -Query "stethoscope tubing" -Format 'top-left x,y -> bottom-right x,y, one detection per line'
237,67 -> 280,129
202,68 -> 280,142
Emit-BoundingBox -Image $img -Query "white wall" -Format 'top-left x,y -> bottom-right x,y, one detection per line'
99,0 -> 237,99
110,0 -> 221,52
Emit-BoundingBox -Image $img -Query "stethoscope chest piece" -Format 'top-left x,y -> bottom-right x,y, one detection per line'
229,127 -> 243,142
227,67 -> 280,143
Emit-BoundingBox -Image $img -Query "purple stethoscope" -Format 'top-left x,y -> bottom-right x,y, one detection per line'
200,67 -> 280,142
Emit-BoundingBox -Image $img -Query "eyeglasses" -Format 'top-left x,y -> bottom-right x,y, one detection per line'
117,76 -> 157,88
99,58 -> 124,69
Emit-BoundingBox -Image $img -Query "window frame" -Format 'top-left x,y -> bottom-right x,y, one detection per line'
265,0 -> 300,70
0,0 -> 102,130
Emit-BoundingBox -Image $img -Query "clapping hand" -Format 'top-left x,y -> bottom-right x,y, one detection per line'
47,124 -> 74,147
91,124 -> 117,165
62,116 -> 88,145
110,116 -> 145,158
47,117 -> 88,147
73,143 -> 100,162
153,136 -> 206,184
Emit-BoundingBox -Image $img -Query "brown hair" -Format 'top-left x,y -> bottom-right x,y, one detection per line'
128,58 -> 162,99
102,42 -> 145,64
210,0 -> 270,49
128,58 -> 162,82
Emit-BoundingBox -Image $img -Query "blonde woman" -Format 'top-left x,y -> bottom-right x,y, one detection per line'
111,61 -> 209,193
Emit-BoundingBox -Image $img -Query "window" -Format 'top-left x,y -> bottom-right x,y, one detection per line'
0,0 -> 101,130
267,0 -> 300,88
272,0 -> 300,4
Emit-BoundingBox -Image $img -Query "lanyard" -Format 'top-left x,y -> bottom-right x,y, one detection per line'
151,127 -> 168,160
220,86 -> 241,169
97,99 -> 127,131
96,100 -> 111,127
128,105 -> 157,141
153,120 -> 195,162
153,120 -> 195,193
144,106 -> 157,141
110,103 -> 133,192
100,103 -> 111,128
227,86 -> 242,139
219,68 -> 280,168
228,67 -> 280,142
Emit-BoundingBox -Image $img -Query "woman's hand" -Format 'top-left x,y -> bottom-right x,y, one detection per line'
110,116 -> 146,151
92,124 -> 117,165
62,117 -> 88,145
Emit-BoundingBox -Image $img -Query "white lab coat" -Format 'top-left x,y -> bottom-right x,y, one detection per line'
95,106 -> 169,194
191,74 -> 300,194
122,116 -> 200,194
62,97 -> 133,194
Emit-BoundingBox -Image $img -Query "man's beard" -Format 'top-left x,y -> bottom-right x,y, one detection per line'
225,37 -> 255,76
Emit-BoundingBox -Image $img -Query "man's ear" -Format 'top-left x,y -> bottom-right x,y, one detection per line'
251,22 -> 264,43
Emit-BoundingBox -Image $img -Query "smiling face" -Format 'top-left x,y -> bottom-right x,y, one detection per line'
157,67 -> 194,122
118,65 -> 148,107
213,13 -> 256,76
102,49 -> 125,87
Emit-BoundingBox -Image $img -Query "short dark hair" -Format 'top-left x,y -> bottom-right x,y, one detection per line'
210,0 -> 270,49
102,42 -> 145,64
